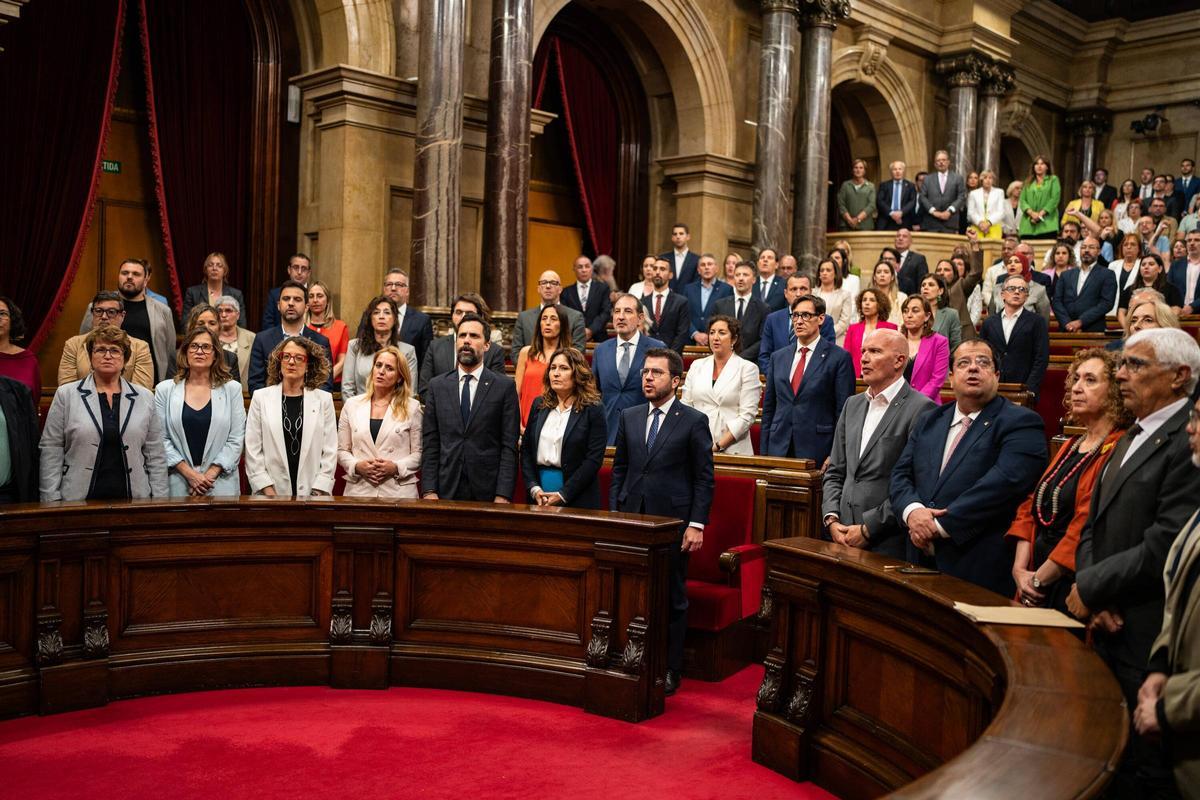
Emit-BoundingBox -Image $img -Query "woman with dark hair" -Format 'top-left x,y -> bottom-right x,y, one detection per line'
918,273 -> 962,357
342,296 -> 418,398
520,347 -> 607,509
870,260 -> 906,324
681,314 -> 761,455
1007,348 -> 1131,614
1108,232 -> 1143,312
515,304 -> 564,428
1113,179 -> 1138,221
837,158 -> 876,230
933,230 -> 985,343
1019,155 -> 1061,237
155,327 -> 245,497
1117,253 -> 1183,324
40,326 -> 168,501
0,295 -> 39,399
815,259 -> 852,344
338,345 -> 422,499
843,289 -> 898,377
899,296 -> 949,401
244,336 -> 336,497
828,247 -> 860,313
182,252 -> 247,327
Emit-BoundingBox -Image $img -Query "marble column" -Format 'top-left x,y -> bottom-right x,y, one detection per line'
1066,111 -> 1111,189
751,0 -> 800,257
975,63 -> 1013,177
411,0 -> 466,306
791,0 -> 850,273
935,54 -> 987,177
480,0 -> 532,312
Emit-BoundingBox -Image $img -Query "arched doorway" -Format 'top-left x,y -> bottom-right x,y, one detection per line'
1000,136 -> 1033,190
825,81 -> 905,233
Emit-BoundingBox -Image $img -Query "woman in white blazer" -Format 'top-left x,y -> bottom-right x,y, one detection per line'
341,296 -> 419,398
967,170 -> 1008,240
814,259 -> 853,345
680,314 -> 762,455
155,328 -> 246,497
337,345 -> 422,498
245,336 -> 337,497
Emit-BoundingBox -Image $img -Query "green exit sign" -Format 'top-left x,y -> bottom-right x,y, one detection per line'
101,160 -> 121,174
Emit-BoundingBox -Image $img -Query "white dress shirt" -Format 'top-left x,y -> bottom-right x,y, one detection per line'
535,405 -> 572,468
674,249 -> 689,277
577,281 -> 591,308
789,336 -> 820,383
457,365 -> 484,409
614,330 -> 641,372
1000,306 -> 1023,343
859,377 -> 906,458
1121,397 -> 1189,467
394,303 -> 407,333
732,291 -> 753,319
1185,260 -> 1200,305
1076,264 -> 1093,294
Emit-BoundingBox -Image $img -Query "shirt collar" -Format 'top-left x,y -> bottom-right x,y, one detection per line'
618,330 -> 641,348
650,395 -> 675,416
952,406 -> 982,426
1136,397 -> 1189,434
734,290 -> 753,301
1003,306 -> 1024,320
457,363 -> 484,381
796,335 -> 820,352
866,376 -> 906,404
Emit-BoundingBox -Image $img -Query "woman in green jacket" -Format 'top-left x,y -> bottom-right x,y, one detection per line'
1018,155 -> 1061,237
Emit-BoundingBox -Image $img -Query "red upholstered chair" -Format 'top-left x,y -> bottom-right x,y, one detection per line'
749,423 -> 761,455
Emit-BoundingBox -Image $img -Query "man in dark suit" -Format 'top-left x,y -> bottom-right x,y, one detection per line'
0,375 -> 40,504
711,262 -> 767,363
1068,328 -> 1200,798
659,223 -> 700,289
418,292 -> 505,399
560,255 -> 612,343
683,253 -> 733,347
261,253 -> 311,331
511,270 -> 587,352
594,294 -> 665,445
610,346 -> 713,696
823,329 -> 935,558
1178,158 -> 1200,213
1093,167 -> 1118,210
757,273 -> 835,373
248,281 -> 334,391
876,160 -> 918,230
761,295 -> 856,464
420,313 -> 520,502
642,258 -> 691,353
1052,236 -> 1117,333
751,248 -> 787,312
382,268 -> 434,369
891,339 -> 1048,596
1169,229 -> 1200,315
980,274 -> 1050,400
919,150 -> 967,233
893,228 -> 929,297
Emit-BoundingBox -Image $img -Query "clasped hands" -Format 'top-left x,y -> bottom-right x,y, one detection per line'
907,506 -> 945,549
1135,672 -> 1168,738
828,521 -> 867,548
1064,584 -> 1124,635
354,458 -> 399,486
183,464 -> 222,496
530,488 -> 565,507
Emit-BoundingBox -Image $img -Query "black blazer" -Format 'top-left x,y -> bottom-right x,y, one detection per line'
247,326 -> 334,392
711,295 -> 768,361
609,400 -> 714,529
875,179 -> 918,230
896,250 -> 930,297
520,398 -> 607,509
659,250 -> 700,289
418,334 -> 506,400
1095,183 -> 1117,209
642,291 -> 691,353
980,309 -> 1050,398
560,281 -> 612,342
399,307 -> 434,371
0,376 -> 39,502
182,284 -> 247,328
420,366 -> 520,501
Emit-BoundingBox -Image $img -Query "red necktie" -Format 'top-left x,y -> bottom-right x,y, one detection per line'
654,294 -> 663,323
790,347 -> 809,395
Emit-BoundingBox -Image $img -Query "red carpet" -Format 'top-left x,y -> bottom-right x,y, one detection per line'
0,665 -> 834,799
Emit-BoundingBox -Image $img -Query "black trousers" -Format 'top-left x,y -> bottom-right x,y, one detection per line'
667,536 -> 689,673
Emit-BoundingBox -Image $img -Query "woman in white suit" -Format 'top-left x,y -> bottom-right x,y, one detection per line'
337,345 -> 422,498
155,328 -> 246,496
680,314 -> 762,455
245,336 -> 337,497
967,170 -> 1008,240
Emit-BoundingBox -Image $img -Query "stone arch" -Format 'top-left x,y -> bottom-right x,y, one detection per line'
534,0 -> 736,157
830,47 -> 928,173
289,0 -> 395,75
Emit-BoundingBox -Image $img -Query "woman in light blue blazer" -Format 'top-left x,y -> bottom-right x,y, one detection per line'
155,327 -> 246,497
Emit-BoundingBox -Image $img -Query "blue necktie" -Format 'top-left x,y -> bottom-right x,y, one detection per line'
892,182 -> 901,212
647,408 -> 663,450
460,374 -> 473,427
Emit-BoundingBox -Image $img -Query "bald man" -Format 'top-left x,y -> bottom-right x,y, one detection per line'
822,329 -> 936,558
511,269 -> 587,352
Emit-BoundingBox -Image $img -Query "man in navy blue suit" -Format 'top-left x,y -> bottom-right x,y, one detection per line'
642,258 -> 692,353
683,253 -> 733,347
593,294 -> 665,445
1052,236 -> 1117,333
757,272 -> 836,372
660,223 -> 700,289
248,281 -> 334,391
1178,158 -> 1200,214
761,295 -> 855,464
751,248 -> 787,312
876,161 -> 918,230
1169,229 -> 1200,315
561,255 -> 612,343
261,253 -> 311,330
890,339 -> 1047,596
383,268 -> 434,369
610,347 -> 713,696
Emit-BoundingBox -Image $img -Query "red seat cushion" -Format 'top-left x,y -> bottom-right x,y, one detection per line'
688,475 -> 756,583
685,580 -> 743,631
1036,366 -> 1070,437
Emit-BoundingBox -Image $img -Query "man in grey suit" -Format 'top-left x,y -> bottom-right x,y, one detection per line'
822,329 -> 935,557
510,270 -> 586,352
421,313 -> 520,503
919,150 -> 966,233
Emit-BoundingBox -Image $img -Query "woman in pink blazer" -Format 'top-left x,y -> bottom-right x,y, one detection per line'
900,295 -> 950,401
843,288 -> 898,378
337,345 -> 423,498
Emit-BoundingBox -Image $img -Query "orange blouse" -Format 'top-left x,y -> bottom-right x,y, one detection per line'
1006,429 -> 1124,572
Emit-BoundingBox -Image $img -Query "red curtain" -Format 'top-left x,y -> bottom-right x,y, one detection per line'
0,0 -> 125,351
533,36 -> 618,257
139,0 -> 254,313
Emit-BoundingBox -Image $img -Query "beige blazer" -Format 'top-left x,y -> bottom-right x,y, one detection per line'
221,327 -> 255,388
679,353 -> 761,455
58,333 -> 155,389
336,394 -> 423,498
244,385 -> 337,496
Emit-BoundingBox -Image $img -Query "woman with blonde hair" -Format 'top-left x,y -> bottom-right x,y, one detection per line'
306,281 -> 349,384
1000,179 -> 1024,236
337,345 -> 422,498
1062,180 -> 1104,226
182,252 -> 247,327
1106,291 -> 1181,352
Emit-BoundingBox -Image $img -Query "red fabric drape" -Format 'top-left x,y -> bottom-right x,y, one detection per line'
139,0 -> 254,314
533,35 -> 618,257
0,0 -> 125,351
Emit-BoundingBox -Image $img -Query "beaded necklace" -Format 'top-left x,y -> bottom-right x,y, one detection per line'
1034,437 -> 1102,528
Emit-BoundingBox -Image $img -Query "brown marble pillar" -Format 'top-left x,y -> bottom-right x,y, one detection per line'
1066,111 -> 1111,190
791,0 -> 850,273
411,0 -> 466,306
936,54 -> 987,177
975,63 -> 1013,177
480,0 -> 532,313
752,0 -> 800,257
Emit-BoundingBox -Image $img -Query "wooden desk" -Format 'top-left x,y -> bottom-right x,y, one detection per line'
753,538 -> 1126,799
0,498 -> 678,722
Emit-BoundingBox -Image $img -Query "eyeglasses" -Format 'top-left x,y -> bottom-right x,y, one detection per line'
1002,286 -> 1029,294
187,343 -> 214,354
641,367 -> 669,377
280,353 -> 309,364
537,280 -> 561,287
790,311 -> 818,321
954,356 -> 995,370
93,346 -> 123,358
93,307 -> 123,318
384,281 -> 407,289
1116,355 -> 1156,373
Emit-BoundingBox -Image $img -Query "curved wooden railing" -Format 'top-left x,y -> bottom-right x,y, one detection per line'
0,498 -> 678,722
753,538 -> 1127,799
